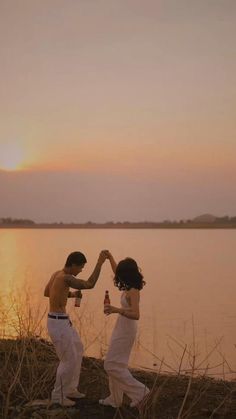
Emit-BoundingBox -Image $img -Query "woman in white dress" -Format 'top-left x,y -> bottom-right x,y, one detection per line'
99,253 -> 150,409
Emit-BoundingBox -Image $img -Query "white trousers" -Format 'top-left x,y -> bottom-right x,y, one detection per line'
47,315 -> 84,402
104,316 -> 149,407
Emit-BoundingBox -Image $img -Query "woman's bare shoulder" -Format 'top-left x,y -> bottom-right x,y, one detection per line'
128,288 -> 140,293
127,288 -> 140,298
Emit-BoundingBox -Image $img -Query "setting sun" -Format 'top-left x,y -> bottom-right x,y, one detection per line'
0,144 -> 26,171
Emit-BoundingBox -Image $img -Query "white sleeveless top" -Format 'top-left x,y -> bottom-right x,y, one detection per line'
112,292 -> 137,336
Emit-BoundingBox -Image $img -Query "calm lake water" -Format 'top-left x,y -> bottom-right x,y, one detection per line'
1,228 -> 236,379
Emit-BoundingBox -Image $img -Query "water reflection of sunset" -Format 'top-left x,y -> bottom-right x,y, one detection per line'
1,229 -> 236,378
0,230 -> 21,290
0,230 -> 48,339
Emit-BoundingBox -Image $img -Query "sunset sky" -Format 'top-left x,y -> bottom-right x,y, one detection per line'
0,0 -> 235,223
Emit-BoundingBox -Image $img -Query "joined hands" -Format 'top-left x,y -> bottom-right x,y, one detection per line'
98,249 -> 112,264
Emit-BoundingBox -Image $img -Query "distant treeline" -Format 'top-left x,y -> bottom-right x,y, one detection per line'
178,216 -> 236,224
0,217 -> 35,225
0,216 -> 236,228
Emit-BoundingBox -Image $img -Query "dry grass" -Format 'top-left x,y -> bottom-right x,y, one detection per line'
1,299 -> 236,418
2,337 -> 236,418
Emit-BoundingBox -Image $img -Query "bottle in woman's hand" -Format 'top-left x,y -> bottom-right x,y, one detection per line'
104,290 -> 110,313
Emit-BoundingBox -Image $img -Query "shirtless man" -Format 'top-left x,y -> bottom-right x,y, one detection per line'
44,250 -> 108,407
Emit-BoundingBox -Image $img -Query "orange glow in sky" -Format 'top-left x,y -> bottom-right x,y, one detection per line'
0,2 -> 236,222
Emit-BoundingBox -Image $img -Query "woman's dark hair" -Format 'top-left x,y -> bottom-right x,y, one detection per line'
65,251 -> 87,267
114,258 -> 145,291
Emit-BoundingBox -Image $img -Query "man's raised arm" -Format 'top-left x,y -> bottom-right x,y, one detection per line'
64,251 -> 108,290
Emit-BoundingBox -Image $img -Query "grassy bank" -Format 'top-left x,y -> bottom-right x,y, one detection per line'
1,337 -> 236,419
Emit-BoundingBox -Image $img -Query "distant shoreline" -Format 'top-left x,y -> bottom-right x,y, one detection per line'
1,223 -> 236,229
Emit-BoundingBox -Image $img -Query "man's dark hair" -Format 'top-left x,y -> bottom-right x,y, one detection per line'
65,251 -> 87,267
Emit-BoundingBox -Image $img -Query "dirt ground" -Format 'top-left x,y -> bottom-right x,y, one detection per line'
1,338 -> 236,419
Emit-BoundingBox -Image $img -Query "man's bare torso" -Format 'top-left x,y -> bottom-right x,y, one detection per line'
45,270 -> 70,313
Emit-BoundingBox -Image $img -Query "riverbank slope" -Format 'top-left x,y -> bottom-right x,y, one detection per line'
1,338 -> 236,418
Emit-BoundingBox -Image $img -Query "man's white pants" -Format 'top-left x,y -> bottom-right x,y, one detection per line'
47,315 -> 84,402
104,317 -> 149,407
